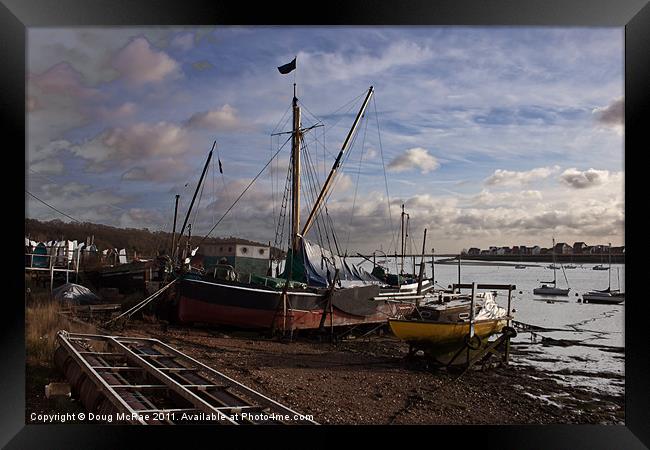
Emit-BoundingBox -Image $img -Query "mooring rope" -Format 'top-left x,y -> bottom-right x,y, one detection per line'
104,278 -> 178,326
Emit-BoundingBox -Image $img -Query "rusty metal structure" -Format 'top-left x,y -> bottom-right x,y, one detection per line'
54,331 -> 317,425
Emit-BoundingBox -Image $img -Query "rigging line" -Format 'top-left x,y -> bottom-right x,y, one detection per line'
271,103 -> 293,135
190,161 -> 207,235
373,95 -> 396,255
270,135 -> 277,239
26,190 -> 81,223
27,168 -> 129,213
274,163 -> 292,249
302,142 -> 330,252
308,127 -> 345,258
199,134 -> 293,245
304,140 -> 334,257
212,148 -> 216,225
215,143 -> 241,232
303,140 -> 335,255
320,110 -> 364,211
345,109 -> 370,255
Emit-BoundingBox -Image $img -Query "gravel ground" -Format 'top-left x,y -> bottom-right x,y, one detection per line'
106,322 -> 624,425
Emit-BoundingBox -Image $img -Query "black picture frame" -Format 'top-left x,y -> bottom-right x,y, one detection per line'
3,0 -> 648,448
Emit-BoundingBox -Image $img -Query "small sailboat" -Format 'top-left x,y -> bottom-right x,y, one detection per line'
583,244 -> 624,305
389,283 -> 514,365
533,238 -> 570,296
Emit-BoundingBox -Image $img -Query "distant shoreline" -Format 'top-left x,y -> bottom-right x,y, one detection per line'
444,254 -> 625,264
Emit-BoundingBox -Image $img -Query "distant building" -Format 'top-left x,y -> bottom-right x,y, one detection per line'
572,242 -> 587,254
512,246 -> 520,254
553,242 -> 572,254
540,248 -> 550,255
611,246 -> 625,255
530,246 -> 541,255
200,241 -> 271,276
480,249 -> 490,255
467,247 -> 481,256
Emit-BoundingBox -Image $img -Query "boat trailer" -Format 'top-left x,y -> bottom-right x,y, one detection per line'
54,330 -> 317,425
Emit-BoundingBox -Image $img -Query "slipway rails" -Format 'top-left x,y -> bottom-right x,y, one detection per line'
54,331 -> 317,425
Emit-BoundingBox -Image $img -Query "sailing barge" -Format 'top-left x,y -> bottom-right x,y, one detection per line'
171,84 -> 415,331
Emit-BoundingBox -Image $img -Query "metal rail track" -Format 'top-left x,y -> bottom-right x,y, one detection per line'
54,330 -> 318,425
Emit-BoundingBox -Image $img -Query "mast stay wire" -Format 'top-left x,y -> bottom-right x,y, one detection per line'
344,109 -> 370,256
302,139 -> 335,258
373,95 -> 397,256
198,134 -> 293,246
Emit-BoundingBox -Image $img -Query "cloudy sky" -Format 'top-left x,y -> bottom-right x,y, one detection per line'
26,27 -> 624,254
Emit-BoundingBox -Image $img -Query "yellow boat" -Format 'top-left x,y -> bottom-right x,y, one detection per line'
388,287 -> 514,365
389,317 -> 508,348
389,317 -> 509,365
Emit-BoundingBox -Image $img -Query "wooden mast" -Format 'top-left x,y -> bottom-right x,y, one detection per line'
400,204 -> 405,275
291,83 -> 302,253
301,86 -> 374,238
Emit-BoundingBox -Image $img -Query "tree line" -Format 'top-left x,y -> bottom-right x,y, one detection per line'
25,218 -> 284,259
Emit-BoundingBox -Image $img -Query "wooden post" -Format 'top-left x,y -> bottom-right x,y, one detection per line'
505,286 -> 513,364
431,248 -> 435,283
416,229 -> 427,305
75,246 -> 81,283
171,194 -> 180,260
457,254 -> 461,292
291,89 -> 301,253
468,281 -> 477,366
400,204 -> 405,275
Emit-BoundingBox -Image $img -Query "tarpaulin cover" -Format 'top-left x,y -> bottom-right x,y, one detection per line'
52,283 -> 103,305
301,238 -> 381,288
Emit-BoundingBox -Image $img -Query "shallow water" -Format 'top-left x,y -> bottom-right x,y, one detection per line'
352,257 -> 626,396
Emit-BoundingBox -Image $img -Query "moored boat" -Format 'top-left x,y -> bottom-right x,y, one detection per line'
582,244 -> 624,305
389,284 -> 515,365
171,80 -> 415,332
582,288 -> 624,305
533,238 -> 570,296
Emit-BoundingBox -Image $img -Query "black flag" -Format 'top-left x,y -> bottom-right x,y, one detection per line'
277,58 -> 296,75
218,158 -> 223,174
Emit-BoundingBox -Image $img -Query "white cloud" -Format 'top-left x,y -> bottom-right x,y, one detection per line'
388,148 -> 440,174
26,182 -> 128,223
112,37 -> 180,85
121,158 -> 191,182
484,166 -> 560,186
74,121 -> 189,166
170,33 -> 195,51
186,105 -> 244,131
297,40 -> 434,82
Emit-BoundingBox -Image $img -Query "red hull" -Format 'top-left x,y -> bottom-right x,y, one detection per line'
177,295 -> 413,330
